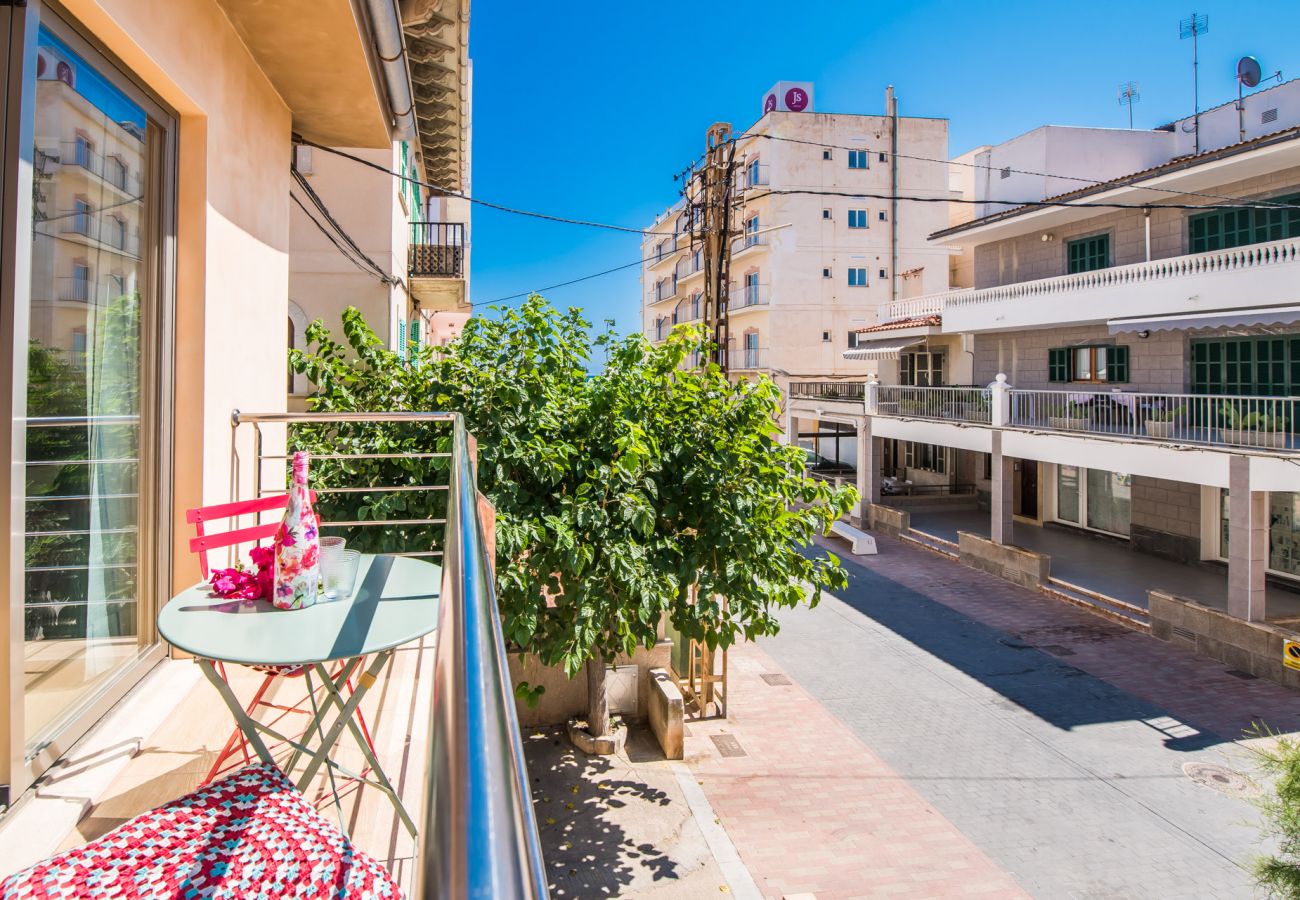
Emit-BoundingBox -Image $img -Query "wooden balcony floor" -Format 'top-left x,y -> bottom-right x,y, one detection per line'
37,638 -> 435,893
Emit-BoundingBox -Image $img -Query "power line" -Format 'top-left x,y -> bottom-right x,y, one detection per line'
744,187 -> 1300,212
478,255 -> 655,305
292,168 -> 396,284
290,193 -> 393,285
736,130 -> 1300,210
294,137 -> 669,236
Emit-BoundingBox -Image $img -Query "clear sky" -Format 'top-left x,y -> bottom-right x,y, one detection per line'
466,0 -> 1300,337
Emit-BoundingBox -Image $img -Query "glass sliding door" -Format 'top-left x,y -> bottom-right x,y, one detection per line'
18,9 -> 172,760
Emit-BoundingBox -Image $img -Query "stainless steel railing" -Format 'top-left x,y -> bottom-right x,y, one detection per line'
229,411 -> 548,898
876,385 -> 992,424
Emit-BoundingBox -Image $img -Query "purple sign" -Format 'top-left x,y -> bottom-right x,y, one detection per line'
764,93 -> 777,114
785,87 -> 809,112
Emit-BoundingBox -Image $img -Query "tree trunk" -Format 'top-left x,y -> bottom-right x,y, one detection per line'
586,651 -> 609,738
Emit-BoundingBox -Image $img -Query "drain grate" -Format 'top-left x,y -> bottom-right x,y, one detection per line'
1225,669 -> 1258,680
710,734 -> 748,758
760,673 -> 792,686
1182,762 -> 1260,797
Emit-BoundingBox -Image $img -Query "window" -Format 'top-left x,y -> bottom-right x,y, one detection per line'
747,158 -> 760,187
1219,491 -> 1300,579
1067,234 -> 1110,273
904,442 -> 947,474
847,267 -> 868,287
1047,345 -> 1129,383
105,155 -> 127,190
1056,466 -> 1131,537
823,149 -> 832,160
878,210 -> 887,221
1192,336 -> 1300,396
847,209 -> 868,228
901,351 -> 944,386
848,331 -> 865,349
744,215 -> 760,247
73,133 -> 93,168
878,152 -> 887,162
879,268 -> 887,279
822,208 -> 831,220
822,331 -> 832,342
1188,193 -> 1300,253
743,271 -> 760,306
848,149 -> 869,169
70,262 -> 90,301
822,267 -> 831,278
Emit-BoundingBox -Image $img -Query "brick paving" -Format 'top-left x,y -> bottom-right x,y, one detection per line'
713,533 -> 1294,899
685,643 -> 1027,900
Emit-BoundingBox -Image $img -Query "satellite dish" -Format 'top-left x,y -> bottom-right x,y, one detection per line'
1238,56 -> 1263,88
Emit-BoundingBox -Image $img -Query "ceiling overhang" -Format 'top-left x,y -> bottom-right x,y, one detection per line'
401,0 -> 470,193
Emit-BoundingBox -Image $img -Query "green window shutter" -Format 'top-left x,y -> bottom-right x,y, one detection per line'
411,321 -> 421,362
1066,234 -> 1109,274
1106,345 -> 1130,383
1048,347 -> 1070,382
398,319 -> 406,358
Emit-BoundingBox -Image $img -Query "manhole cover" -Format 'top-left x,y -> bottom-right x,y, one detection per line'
760,673 -> 791,686
710,734 -> 748,758
1182,762 -> 1260,797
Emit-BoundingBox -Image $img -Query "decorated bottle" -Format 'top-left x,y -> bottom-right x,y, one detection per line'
272,451 -> 321,610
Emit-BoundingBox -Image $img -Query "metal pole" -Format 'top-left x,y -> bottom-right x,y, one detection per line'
887,86 -> 899,304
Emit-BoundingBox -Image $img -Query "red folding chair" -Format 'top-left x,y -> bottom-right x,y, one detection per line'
185,493 -> 376,785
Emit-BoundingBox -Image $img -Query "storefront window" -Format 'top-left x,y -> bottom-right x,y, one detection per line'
1054,466 -> 1130,536
21,19 -> 170,754
1057,466 -> 1080,523
1269,493 -> 1300,578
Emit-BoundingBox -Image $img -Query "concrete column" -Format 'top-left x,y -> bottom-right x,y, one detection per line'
855,417 -> 881,523
989,373 -> 1010,427
865,375 -> 880,416
990,430 -> 1014,545
1228,455 -> 1268,622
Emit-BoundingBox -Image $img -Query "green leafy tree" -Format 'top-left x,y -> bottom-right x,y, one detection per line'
1248,729 -> 1300,897
291,297 -> 854,736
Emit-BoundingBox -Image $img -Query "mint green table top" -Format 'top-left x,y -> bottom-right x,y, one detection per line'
158,554 -> 441,666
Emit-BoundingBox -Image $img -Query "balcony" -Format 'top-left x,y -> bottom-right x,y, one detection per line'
647,240 -> 681,268
724,282 -> 769,313
728,347 -> 768,370
57,141 -> 139,195
880,294 -> 948,323
731,232 -> 769,257
741,163 -> 770,191
3,412 -> 547,896
876,385 -> 992,424
927,237 -> 1300,333
789,382 -> 865,402
408,221 -> 467,311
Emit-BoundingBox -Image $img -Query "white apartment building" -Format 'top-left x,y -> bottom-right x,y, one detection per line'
799,78 -> 1300,689
640,83 -> 954,468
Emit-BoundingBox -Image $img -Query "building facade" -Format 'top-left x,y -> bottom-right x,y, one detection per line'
840,79 -> 1300,685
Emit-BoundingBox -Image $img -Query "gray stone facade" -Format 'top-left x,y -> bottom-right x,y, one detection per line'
1130,476 -> 1202,564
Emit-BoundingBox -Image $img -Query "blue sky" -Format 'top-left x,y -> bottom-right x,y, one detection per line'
467,0 -> 1300,337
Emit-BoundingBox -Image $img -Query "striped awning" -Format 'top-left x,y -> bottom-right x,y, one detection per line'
1108,305 -> 1300,334
843,338 -> 923,361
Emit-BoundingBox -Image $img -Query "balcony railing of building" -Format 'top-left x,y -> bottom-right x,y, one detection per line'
728,347 -> 768,370
647,239 -> 680,267
55,211 -> 140,256
1008,389 -> 1299,452
880,293 -> 950,323
876,385 -> 992,424
789,382 -> 866,402
58,141 -> 139,193
732,232 -> 769,254
742,163 -> 770,191
724,282 -> 769,312
230,410 -> 549,898
409,221 -> 466,279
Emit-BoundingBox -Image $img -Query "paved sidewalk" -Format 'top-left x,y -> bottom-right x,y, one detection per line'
686,645 -> 1026,899
733,534 -> 1291,899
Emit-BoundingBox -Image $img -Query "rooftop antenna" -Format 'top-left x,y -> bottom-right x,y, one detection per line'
1180,12 -> 1209,153
1235,56 -> 1284,141
1117,81 -> 1141,129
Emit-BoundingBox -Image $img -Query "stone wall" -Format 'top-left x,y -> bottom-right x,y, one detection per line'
958,531 -> 1051,588
867,503 -> 911,537
973,324 -> 1186,392
1149,590 -> 1300,691
1131,477 -> 1202,564
972,167 -> 1300,289
509,641 -> 672,728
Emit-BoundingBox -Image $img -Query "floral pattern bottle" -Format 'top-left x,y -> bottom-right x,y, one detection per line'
272,451 -> 321,610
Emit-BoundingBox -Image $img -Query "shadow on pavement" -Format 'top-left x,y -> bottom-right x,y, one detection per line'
524,727 -> 679,897
811,544 -> 1227,751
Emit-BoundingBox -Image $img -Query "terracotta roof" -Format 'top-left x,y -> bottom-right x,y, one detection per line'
852,315 -> 940,334
930,124 -> 1300,240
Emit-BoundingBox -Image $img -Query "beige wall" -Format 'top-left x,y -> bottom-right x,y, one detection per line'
972,166 -> 1300,289
58,0 -> 322,597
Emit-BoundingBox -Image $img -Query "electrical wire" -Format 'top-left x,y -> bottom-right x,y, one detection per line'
294,137 -> 672,236
478,255 -> 658,305
292,168 -> 397,284
741,187 -> 1295,212
290,193 -> 393,285
735,130 -> 1300,210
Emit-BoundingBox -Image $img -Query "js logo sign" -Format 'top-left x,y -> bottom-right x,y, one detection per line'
1284,640 -> 1300,672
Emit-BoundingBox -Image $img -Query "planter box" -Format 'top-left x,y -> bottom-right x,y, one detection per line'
1048,416 -> 1089,432
1221,428 -> 1287,449
1144,420 -> 1176,439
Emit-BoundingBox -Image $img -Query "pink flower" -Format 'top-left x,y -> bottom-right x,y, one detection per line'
249,546 -> 273,571
301,545 -> 319,569
256,565 -> 273,600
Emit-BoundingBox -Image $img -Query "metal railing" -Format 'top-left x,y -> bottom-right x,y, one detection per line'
742,163 -> 770,190
1008,388 -> 1298,451
58,141 -> 139,193
876,385 -> 992,423
56,211 -> 140,256
789,382 -> 865,402
647,240 -> 679,267
725,282 -> 769,312
230,411 -> 548,897
409,221 -> 466,278
733,232 -> 769,253
728,347 -> 768,370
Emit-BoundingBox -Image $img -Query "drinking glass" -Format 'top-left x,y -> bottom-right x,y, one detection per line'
319,536 -> 347,598
336,550 -> 362,599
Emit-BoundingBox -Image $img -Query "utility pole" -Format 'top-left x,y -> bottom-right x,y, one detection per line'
697,122 -> 737,372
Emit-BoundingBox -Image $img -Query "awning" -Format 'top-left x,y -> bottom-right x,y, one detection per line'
842,338 -> 923,361
1108,305 -> 1300,334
